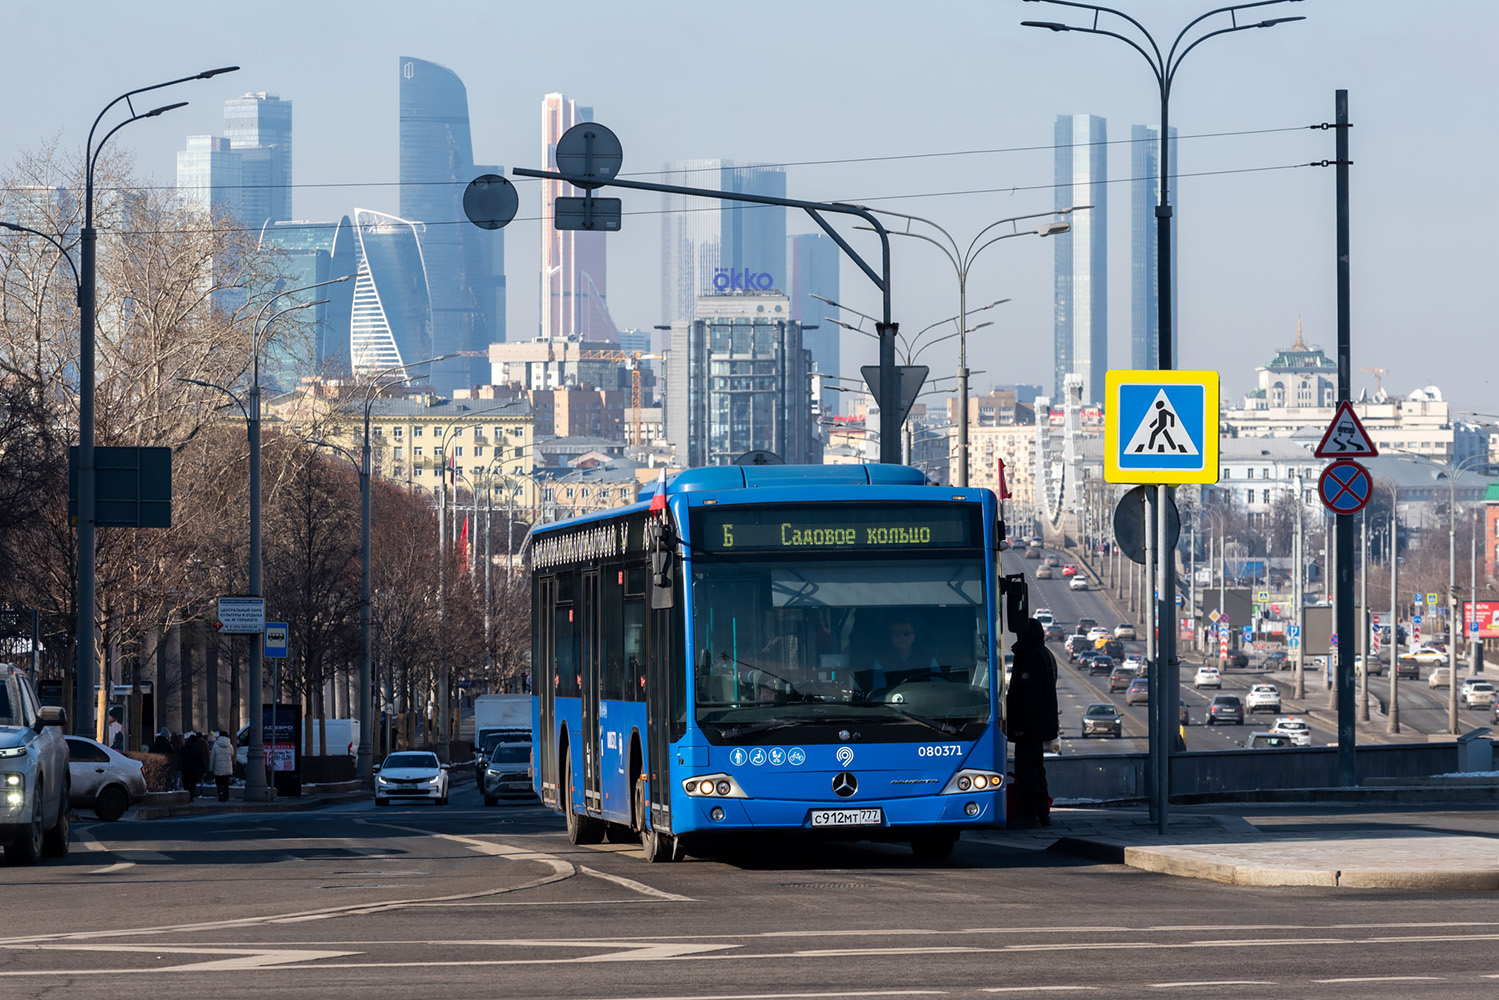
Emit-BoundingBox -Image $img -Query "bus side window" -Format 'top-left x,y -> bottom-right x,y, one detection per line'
623,598 -> 646,702
602,570 -> 625,700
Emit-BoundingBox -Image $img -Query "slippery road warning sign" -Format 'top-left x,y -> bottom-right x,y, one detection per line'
1105,370 -> 1220,485
1314,401 -> 1379,458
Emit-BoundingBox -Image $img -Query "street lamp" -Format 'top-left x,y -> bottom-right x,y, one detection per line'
73,66 -> 238,738
180,272 -> 351,801
858,208 -> 1079,486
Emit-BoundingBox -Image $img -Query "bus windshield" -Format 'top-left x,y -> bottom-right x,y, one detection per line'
691,553 -> 992,739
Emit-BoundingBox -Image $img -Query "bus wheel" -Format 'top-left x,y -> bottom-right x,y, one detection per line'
563,750 -> 603,846
635,775 -> 675,863
910,831 -> 958,861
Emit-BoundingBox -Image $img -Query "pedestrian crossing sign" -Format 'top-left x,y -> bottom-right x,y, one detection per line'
1105,370 -> 1220,485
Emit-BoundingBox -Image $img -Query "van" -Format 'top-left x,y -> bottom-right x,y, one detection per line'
236,718 -> 359,766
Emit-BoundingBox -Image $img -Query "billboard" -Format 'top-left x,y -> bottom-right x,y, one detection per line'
1461,601 -> 1499,639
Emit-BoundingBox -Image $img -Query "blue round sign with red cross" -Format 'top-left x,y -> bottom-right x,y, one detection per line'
1318,459 -> 1373,514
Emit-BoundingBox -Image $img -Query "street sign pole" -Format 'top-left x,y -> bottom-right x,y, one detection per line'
1331,89 -> 1356,787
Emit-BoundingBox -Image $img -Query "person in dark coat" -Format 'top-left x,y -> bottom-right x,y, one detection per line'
149,727 -> 173,754
180,731 -> 209,801
1006,616 -> 1060,828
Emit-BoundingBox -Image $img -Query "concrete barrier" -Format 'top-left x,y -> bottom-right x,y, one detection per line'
1047,741 -> 1461,803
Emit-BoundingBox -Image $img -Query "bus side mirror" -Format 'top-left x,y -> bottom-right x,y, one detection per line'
1001,573 -> 1029,625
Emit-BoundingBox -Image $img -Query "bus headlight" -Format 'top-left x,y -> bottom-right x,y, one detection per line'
940,770 -> 1003,795
681,773 -> 748,798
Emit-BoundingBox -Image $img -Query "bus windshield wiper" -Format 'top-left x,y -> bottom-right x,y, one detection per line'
715,719 -> 802,739
866,703 -> 962,735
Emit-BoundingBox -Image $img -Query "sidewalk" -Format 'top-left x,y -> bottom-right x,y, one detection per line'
971,801 -> 1499,890
127,780 -> 366,819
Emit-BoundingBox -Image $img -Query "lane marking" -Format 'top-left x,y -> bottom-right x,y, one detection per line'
1150,983 -> 1275,990
86,862 -> 134,875
1312,977 -> 1445,984
981,989 -> 1097,994
577,865 -> 695,902
0,943 -> 361,977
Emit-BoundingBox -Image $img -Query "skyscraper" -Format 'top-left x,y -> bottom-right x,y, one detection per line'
1053,114 -> 1108,404
223,92 -> 292,227
789,232 -> 841,408
541,93 -> 615,342
175,135 -> 242,220
1130,124 -> 1178,371
659,160 -> 786,326
349,208 -> 433,374
400,57 -> 500,391
257,217 -> 357,383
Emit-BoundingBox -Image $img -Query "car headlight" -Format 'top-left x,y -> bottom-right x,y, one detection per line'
940,769 -> 1004,795
376,775 -> 390,785
427,775 -> 443,785
680,773 -> 747,798
0,747 -> 26,759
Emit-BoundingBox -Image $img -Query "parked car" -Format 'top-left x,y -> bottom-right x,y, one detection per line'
1081,703 -> 1123,738
1270,716 -> 1312,746
1114,623 -> 1137,640
1108,666 -> 1136,692
481,743 -> 534,805
1246,683 -> 1282,714
373,751 -> 450,806
1243,732 -> 1297,749
1061,564 -> 1078,577
1035,565 -> 1054,579
1125,677 -> 1150,706
1206,695 -> 1244,726
1044,623 -> 1068,642
65,736 -> 147,822
1024,546 -> 1042,559
1459,681 -> 1496,709
1193,666 -> 1223,689
1069,576 -> 1090,592
0,666 -> 71,864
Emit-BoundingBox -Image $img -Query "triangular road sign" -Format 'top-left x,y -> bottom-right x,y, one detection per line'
1314,401 -> 1379,458
861,365 -> 928,428
1123,389 -> 1199,456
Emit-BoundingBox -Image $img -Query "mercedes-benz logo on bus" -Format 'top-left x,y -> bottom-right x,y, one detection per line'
832,772 -> 858,797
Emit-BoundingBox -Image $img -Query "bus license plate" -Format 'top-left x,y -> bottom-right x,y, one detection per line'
809,808 -> 884,827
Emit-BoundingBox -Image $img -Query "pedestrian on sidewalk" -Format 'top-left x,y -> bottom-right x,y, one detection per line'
149,727 -> 173,754
210,730 -> 234,803
180,731 -> 208,801
1006,616 -> 1059,829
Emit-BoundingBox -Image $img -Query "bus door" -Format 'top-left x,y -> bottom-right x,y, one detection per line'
581,569 -> 603,815
536,576 -> 558,807
645,604 -> 675,835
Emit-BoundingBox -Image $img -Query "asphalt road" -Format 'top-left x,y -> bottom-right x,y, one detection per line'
2,787 -> 1494,999
1006,547 -> 1491,754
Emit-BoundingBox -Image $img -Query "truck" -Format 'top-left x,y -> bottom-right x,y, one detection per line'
472,694 -> 532,778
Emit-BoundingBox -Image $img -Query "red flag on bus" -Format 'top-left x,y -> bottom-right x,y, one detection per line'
996,458 -> 1012,499
648,468 -> 669,512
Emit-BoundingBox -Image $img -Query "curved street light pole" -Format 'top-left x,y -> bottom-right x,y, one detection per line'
74,66 -> 238,739
862,207 -> 1079,485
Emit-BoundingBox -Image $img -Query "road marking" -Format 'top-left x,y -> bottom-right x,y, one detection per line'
981,989 -> 1096,994
577,865 -> 694,901
0,943 -> 361,976
86,862 -> 134,875
570,994 -> 947,1000
1150,983 -> 1275,990
115,849 -> 170,862
1312,976 -> 1445,984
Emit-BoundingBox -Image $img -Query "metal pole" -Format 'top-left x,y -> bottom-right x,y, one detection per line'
1189,518 -> 1197,654
1387,494 -> 1400,733
245,374 -> 268,800
1157,75 -> 1174,371
437,454 -> 447,754
1143,488 -> 1157,822
1447,474 -> 1459,735
1156,483 -> 1175,835
1359,512 -> 1369,723
485,476 -> 494,689
357,406 -> 373,787
1332,89 -> 1356,786
1294,496 -> 1305,700
1473,510 -> 1483,675
957,269 -> 970,486
75,194 -> 97,738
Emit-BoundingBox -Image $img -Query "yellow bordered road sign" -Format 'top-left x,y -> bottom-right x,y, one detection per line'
1105,369 -> 1220,485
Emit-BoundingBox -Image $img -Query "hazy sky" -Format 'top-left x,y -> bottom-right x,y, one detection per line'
6,0 -> 1496,415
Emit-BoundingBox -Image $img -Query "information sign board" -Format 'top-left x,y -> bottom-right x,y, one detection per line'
215,597 -> 265,635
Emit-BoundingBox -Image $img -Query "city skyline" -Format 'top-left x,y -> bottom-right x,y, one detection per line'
5,1 -> 1495,414
1053,113 -> 1108,405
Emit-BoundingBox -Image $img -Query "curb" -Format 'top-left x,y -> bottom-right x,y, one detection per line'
130,788 -> 367,820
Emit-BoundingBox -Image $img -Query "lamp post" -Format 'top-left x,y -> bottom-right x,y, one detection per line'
72,66 -> 238,738
858,208 -> 1079,486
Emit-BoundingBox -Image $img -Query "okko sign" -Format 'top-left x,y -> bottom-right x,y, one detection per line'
713,267 -> 775,291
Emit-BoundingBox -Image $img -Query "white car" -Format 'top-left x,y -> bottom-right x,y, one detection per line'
65,736 -> 148,822
1124,653 -> 1145,669
374,751 -> 450,806
1069,577 -> 1089,591
1459,681 -> 1495,708
1427,667 -> 1453,689
1246,684 -> 1282,713
1087,627 -> 1112,642
1193,666 -> 1222,689
1408,646 -> 1446,664
1114,623 -> 1137,640
1270,717 -> 1312,746
1034,609 -> 1054,627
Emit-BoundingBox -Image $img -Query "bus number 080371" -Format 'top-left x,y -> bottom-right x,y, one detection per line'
917,745 -> 962,757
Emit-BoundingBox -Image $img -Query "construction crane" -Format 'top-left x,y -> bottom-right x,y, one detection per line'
1358,366 -> 1387,396
578,351 -> 659,447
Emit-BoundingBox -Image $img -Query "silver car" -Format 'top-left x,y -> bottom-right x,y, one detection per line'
481,742 -> 534,805
65,736 -> 147,822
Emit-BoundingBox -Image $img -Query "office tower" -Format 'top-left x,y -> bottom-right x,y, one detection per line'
1053,114 -> 1108,404
176,135 -> 242,220
1130,124 -> 1178,370
665,292 -> 815,466
223,93 -> 292,227
541,93 -> 615,342
400,57 -> 499,391
660,160 -> 786,325
789,232 -> 841,410
256,218 -> 357,383
349,209 -> 433,374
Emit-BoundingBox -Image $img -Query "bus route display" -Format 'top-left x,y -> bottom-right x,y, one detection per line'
696,505 -> 974,553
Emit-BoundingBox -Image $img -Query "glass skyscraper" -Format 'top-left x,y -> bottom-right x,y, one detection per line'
400,57 -> 501,391
1053,114 -> 1108,404
176,135 -> 242,219
541,92 -> 613,342
256,217 -> 357,384
1130,124 -> 1178,371
659,160 -> 787,325
223,93 -> 292,228
350,208 -> 433,374
789,232 -> 841,411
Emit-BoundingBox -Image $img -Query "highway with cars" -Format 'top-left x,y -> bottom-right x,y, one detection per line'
1,783 -> 1494,999
1004,545 -> 1492,754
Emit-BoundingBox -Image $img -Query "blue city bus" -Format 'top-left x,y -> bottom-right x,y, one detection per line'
529,464 -> 1016,862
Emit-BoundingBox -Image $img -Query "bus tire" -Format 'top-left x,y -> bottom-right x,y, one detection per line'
910,831 -> 958,861
636,775 -> 674,863
564,750 -> 603,846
